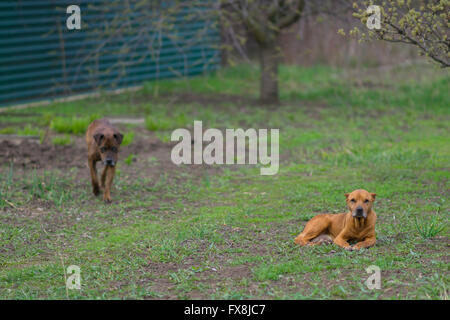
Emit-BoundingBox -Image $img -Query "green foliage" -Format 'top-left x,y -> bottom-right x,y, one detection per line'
28,171 -> 72,207
414,215 -> 446,239
16,124 -> 42,136
121,131 -> 134,146
0,163 -> 14,209
145,112 -> 189,131
0,127 -> 16,134
50,114 -> 99,135
348,0 -> 449,67
124,154 -> 135,166
51,135 -> 72,146
145,116 -> 172,131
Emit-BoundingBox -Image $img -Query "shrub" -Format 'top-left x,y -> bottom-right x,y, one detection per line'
414,215 -> 446,239
50,114 -> 99,135
124,154 -> 135,165
0,127 -> 16,134
121,131 -> 134,146
145,112 -> 189,131
145,116 -> 173,131
52,135 -> 72,146
17,124 -> 42,136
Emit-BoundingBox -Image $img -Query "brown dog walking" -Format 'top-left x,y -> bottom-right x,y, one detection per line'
86,119 -> 123,203
294,189 -> 377,250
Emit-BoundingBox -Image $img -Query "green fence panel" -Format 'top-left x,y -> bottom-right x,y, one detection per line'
0,0 -> 220,107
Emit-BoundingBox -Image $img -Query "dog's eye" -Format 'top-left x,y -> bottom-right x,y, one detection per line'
364,199 -> 369,203
100,147 -> 106,153
111,147 -> 117,152
350,199 -> 356,203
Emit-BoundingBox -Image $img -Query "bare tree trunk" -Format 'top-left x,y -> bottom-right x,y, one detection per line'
259,43 -> 279,104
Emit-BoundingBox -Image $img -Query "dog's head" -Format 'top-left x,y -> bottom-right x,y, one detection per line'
345,189 -> 376,218
93,129 -> 123,167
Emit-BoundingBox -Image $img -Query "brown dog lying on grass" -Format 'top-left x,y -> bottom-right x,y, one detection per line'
86,119 -> 123,203
294,189 -> 377,250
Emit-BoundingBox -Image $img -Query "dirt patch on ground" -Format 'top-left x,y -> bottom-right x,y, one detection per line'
0,139 -> 85,169
0,132 -> 172,170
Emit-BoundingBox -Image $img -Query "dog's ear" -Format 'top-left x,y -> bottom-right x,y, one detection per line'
93,133 -> 104,145
371,193 -> 377,201
114,132 -> 123,145
344,193 -> 350,199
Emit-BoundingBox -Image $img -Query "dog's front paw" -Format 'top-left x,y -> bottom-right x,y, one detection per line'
103,194 -> 112,204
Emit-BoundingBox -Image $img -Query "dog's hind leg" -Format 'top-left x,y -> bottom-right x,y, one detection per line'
310,234 -> 333,245
294,214 -> 331,246
88,157 -> 100,196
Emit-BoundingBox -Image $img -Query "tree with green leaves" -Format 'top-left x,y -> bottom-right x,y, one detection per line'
342,0 -> 449,68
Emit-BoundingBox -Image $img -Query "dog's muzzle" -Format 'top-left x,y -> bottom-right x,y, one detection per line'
352,206 -> 366,218
105,159 -> 115,166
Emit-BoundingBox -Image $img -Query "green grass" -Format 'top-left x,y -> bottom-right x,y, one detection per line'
124,154 -> 135,166
145,112 -> 189,131
16,124 -> 42,136
145,116 -> 173,131
121,131 -> 134,147
0,127 -> 16,134
50,115 -> 99,135
414,215 -> 446,239
0,63 -> 448,299
52,135 -> 72,146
